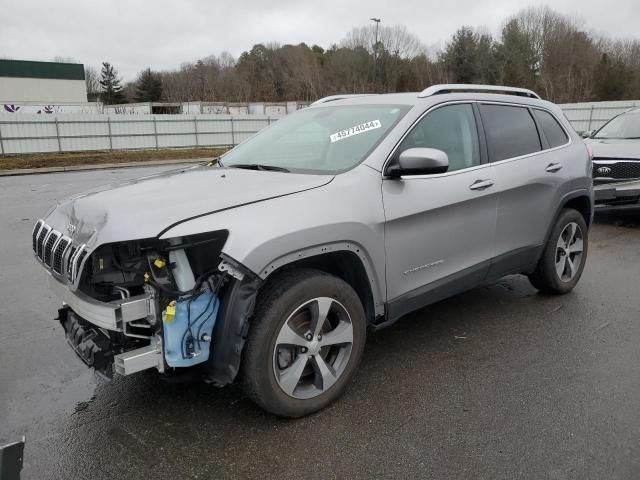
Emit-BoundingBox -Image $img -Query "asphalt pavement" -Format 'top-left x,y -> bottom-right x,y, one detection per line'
1,167 -> 639,479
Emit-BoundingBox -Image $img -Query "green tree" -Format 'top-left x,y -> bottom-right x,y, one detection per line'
135,68 -> 163,102
593,53 -> 633,100
475,33 -> 499,84
496,19 -> 538,89
441,27 -> 499,85
441,27 -> 481,83
99,62 -> 126,104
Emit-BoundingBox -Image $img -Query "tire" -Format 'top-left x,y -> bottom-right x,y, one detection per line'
528,208 -> 588,294
241,268 -> 366,418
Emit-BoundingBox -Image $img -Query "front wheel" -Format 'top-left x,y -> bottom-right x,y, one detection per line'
242,269 -> 366,418
528,208 -> 588,294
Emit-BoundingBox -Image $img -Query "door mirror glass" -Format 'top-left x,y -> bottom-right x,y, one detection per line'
387,148 -> 449,177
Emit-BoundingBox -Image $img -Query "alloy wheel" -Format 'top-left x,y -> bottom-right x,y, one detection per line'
272,297 -> 354,400
555,222 -> 584,282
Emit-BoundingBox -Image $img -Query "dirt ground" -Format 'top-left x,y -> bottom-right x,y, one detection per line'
0,147 -> 228,170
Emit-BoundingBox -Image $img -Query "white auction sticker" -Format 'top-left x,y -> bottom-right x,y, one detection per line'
330,120 -> 382,143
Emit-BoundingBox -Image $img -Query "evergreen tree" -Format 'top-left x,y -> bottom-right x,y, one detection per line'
99,62 -> 126,105
497,20 -> 538,89
441,27 -> 480,84
593,54 -> 633,101
134,68 -> 163,102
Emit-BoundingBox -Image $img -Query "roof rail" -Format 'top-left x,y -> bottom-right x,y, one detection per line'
418,84 -> 541,100
311,94 -> 376,106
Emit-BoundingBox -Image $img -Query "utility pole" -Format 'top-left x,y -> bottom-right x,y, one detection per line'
370,17 -> 381,91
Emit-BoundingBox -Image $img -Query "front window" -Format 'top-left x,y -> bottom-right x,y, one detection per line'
222,104 -> 411,174
398,103 -> 481,172
593,113 -> 640,139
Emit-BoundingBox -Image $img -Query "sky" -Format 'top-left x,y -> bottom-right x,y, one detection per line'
1,0 -> 639,82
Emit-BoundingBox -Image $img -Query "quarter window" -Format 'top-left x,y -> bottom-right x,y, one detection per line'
479,104 -> 542,162
398,104 -> 480,172
533,109 -> 569,148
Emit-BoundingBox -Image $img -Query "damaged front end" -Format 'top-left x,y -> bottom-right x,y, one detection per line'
34,220 -> 260,384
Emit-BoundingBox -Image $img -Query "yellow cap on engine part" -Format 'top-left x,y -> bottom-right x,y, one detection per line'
154,258 -> 166,269
164,301 -> 176,323
144,272 -> 150,283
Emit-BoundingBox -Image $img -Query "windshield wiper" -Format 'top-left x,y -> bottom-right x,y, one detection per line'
228,163 -> 290,173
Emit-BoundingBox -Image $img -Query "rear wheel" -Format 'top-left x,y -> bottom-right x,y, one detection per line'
242,269 -> 366,417
528,208 -> 588,294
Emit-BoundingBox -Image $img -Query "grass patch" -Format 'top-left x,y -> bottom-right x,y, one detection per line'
0,147 -> 229,170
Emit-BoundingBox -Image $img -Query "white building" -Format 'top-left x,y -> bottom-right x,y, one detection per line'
0,59 -> 96,114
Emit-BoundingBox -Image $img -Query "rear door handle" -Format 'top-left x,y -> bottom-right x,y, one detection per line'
546,163 -> 563,173
469,179 -> 494,190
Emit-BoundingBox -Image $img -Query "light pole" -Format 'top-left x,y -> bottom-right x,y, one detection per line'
370,17 -> 381,91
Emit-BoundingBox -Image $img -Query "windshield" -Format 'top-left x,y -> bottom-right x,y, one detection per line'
593,113 -> 640,139
222,104 -> 411,174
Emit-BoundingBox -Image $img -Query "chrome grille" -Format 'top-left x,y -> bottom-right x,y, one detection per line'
43,231 -> 61,265
32,219 -> 87,283
593,159 -> 640,181
32,220 -> 44,252
36,225 -> 50,260
66,245 -> 78,277
53,238 -> 71,274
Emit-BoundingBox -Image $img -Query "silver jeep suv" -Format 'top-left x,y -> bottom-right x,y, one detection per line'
32,84 -> 593,417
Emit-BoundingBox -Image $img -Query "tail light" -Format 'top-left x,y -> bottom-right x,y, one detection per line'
586,144 -> 593,161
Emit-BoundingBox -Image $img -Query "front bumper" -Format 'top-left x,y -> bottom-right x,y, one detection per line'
51,277 -> 164,377
594,180 -> 640,214
58,306 -> 164,378
58,307 -> 117,377
48,275 -> 154,331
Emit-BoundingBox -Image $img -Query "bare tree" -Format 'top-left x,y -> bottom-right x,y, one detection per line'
342,24 -> 423,58
113,10 -> 640,104
52,56 -> 76,63
84,66 -> 100,98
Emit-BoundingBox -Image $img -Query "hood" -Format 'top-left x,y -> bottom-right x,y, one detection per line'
44,165 -> 333,248
585,138 -> 640,160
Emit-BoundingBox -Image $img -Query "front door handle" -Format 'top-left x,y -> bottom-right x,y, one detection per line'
469,179 -> 494,190
546,163 -> 563,173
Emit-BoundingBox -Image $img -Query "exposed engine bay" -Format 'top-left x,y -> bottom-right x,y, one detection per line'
53,229 -> 255,380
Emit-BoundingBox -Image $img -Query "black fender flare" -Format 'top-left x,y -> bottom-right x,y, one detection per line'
206,255 -> 261,386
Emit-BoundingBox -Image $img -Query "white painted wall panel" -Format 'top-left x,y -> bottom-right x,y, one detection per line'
0,77 -> 87,103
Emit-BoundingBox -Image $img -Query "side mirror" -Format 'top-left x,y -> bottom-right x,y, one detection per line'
386,148 -> 449,177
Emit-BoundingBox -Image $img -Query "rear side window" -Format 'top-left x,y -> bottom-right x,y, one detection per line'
479,104 -> 542,162
533,109 -> 569,148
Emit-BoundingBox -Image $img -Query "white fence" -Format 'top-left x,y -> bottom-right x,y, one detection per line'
560,100 -> 640,133
3,100 -> 640,156
0,114 -> 281,155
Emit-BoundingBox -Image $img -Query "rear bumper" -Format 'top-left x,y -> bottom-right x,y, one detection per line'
594,180 -> 640,213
